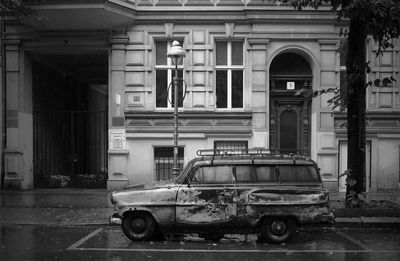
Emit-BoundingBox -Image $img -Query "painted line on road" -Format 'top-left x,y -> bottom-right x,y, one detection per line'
67,228 -> 103,250
68,247 -> 400,253
334,230 -> 373,251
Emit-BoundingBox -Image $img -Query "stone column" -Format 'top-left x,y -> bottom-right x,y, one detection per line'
107,34 -> 129,191
3,39 -> 34,189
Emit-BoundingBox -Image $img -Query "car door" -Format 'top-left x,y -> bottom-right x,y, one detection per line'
175,165 -> 237,228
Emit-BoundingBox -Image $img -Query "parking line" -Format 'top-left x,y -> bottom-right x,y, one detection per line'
334,230 -> 373,251
68,248 -> 400,253
67,228 -> 103,250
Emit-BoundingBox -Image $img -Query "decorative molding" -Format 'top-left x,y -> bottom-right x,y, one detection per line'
148,0 -> 158,6
125,111 -> 252,133
178,0 -> 188,6
165,23 -> 174,40
225,23 -> 235,39
241,0 -> 252,6
334,112 -> 400,132
210,0 -> 220,6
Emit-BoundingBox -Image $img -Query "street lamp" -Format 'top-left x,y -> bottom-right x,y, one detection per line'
167,40 -> 186,178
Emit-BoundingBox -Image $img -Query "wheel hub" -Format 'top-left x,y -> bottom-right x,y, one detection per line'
271,220 -> 286,235
131,218 -> 146,233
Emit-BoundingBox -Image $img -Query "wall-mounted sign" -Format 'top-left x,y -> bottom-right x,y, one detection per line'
109,129 -> 126,150
287,82 -> 295,90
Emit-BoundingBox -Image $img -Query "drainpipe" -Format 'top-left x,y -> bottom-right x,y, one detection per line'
0,17 -> 5,189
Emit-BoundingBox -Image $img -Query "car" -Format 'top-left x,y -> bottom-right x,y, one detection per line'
111,149 -> 335,243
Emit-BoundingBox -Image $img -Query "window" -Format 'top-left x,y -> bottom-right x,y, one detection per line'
155,40 -> 184,108
214,140 -> 248,154
215,41 -> 244,109
154,147 -> 184,180
235,166 -> 255,183
279,165 -> 320,183
191,166 -> 233,184
235,165 -> 278,183
255,166 -> 277,182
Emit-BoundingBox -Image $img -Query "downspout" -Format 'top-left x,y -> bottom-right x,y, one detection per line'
0,17 -> 5,189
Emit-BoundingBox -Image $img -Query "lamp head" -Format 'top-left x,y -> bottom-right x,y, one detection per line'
167,41 -> 186,60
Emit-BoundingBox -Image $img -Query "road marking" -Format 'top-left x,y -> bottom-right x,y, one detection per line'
68,248 -> 400,253
67,228 -> 399,253
67,228 -> 103,250
334,230 -> 374,251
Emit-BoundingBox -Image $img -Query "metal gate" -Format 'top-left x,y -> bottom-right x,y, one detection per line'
33,111 -> 108,188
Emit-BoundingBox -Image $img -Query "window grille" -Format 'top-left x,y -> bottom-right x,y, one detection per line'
154,147 -> 184,180
214,140 -> 248,154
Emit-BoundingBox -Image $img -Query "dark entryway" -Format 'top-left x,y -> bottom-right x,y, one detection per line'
269,52 -> 312,155
32,53 -> 108,188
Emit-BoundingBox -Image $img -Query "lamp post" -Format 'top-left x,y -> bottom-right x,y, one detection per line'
167,40 -> 186,178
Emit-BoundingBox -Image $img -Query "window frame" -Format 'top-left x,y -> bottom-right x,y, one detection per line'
155,40 -> 185,109
215,40 -> 245,110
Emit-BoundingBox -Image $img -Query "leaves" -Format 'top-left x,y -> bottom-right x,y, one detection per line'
281,1 -> 400,54
0,0 -> 33,19
373,76 -> 397,87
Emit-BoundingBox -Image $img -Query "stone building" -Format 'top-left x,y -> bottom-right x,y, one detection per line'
1,0 -> 399,201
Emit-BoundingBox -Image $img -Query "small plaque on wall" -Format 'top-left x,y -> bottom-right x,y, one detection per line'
109,129 -> 126,150
287,82 -> 295,90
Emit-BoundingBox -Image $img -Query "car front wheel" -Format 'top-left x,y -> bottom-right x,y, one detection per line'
260,217 -> 296,243
122,212 -> 156,241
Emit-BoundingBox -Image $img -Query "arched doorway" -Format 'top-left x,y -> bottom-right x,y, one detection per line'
269,52 -> 312,155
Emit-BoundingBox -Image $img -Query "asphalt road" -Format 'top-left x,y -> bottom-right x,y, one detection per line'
1,225 -> 399,261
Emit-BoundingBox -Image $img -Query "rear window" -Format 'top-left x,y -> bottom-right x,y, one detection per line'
235,165 -> 277,183
279,165 -> 320,183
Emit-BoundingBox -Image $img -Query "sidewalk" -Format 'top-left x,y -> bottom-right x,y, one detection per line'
0,189 -> 113,226
0,189 -> 399,227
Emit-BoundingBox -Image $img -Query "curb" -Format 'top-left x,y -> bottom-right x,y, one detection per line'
334,208 -> 400,218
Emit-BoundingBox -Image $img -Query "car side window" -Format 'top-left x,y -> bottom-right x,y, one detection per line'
279,165 -> 320,183
297,166 -> 320,182
279,166 -> 294,182
255,166 -> 277,182
190,166 -> 233,184
235,165 -> 255,183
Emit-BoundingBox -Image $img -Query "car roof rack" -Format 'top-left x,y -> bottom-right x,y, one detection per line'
196,148 -> 313,162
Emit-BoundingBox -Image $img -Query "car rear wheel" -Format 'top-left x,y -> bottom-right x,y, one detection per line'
122,212 -> 156,241
260,217 -> 296,243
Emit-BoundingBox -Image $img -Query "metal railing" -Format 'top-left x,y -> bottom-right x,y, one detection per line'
196,148 -> 313,161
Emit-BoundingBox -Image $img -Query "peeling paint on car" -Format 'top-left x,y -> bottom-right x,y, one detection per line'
176,187 -> 237,224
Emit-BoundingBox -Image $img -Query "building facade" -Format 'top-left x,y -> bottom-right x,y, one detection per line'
1,0 -> 399,200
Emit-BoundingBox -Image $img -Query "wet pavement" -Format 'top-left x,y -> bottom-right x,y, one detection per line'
1,225 -> 399,261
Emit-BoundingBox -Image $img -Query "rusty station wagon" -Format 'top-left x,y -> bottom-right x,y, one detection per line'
111,149 -> 335,243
